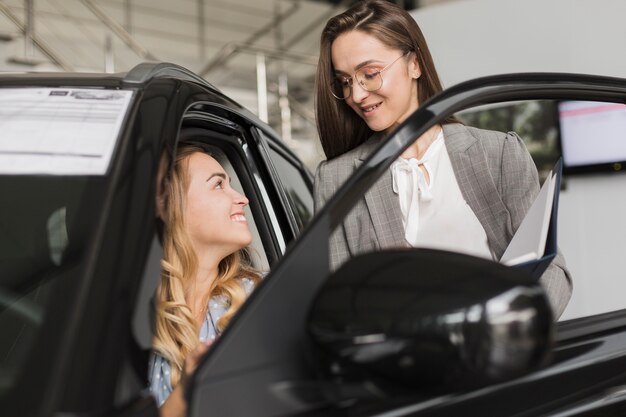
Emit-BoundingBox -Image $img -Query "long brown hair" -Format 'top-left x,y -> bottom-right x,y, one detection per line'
153,144 -> 259,387
315,0 -> 456,160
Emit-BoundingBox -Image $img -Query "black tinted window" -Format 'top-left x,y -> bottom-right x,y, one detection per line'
267,147 -> 313,231
0,175 -> 105,405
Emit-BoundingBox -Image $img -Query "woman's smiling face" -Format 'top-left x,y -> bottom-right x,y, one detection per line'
183,152 -> 252,257
331,30 -> 420,134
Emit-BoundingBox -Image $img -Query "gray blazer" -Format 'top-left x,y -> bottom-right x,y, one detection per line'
314,123 -> 572,318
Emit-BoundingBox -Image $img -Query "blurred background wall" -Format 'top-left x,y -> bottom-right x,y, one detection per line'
411,0 -> 626,320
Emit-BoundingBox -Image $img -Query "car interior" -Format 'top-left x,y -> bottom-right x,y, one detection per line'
0,173 -> 105,399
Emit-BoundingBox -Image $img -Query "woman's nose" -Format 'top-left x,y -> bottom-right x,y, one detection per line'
350,81 -> 369,103
232,189 -> 249,207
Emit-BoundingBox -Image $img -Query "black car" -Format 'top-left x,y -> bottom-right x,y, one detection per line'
2,63 -> 626,417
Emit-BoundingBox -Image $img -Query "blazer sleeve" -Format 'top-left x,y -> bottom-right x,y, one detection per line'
314,160 -> 351,272
313,160 -> 330,214
500,132 -> 573,318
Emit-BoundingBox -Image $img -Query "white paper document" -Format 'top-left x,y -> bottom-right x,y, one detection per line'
500,169 -> 557,266
0,87 -> 134,175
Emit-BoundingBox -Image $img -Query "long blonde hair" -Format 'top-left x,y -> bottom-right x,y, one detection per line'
152,144 -> 259,387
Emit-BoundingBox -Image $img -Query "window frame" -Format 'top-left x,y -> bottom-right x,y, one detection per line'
253,127 -> 313,239
263,139 -> 314,233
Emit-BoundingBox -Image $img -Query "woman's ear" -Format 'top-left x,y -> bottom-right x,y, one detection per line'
409,52 -> 421,79
155,150 -> 170,221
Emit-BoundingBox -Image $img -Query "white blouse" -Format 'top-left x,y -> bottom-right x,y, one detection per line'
390,130 -> 494,260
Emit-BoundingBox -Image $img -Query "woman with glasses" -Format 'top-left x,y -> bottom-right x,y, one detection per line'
313,0 -> 572,317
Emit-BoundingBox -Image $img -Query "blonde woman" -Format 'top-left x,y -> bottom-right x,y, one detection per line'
149,144 -> 260,417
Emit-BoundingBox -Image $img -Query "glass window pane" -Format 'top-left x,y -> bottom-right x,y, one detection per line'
267,147 -> 313,231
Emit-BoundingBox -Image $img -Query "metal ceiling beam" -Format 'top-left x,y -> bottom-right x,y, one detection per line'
199,43 -> 317,77
80,0 -> 158,61
0,2 -> 73,71
199,0 -> 301,77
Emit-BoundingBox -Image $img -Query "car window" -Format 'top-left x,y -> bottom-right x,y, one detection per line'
0,86 -> 136,410
266,146 -> 314,232
457,99 -> 626,321
0,175 -> 106,403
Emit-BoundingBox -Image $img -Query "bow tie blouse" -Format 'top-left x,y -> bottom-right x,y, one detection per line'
390,130 -> 493,260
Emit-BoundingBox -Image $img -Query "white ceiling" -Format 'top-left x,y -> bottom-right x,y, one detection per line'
0,0 -> 341,88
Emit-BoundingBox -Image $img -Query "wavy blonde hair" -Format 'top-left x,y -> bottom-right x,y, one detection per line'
152,144 -> 259,387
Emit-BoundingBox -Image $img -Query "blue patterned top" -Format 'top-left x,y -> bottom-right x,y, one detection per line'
148,277 -> 255,406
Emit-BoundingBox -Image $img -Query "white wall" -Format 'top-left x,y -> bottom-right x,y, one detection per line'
559,174 -> 626,319
412,0 -> 626,320
412,0 -> 626,85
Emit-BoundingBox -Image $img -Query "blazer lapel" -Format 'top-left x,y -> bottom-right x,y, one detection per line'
351,124 -> 513,257
354,140 -> 407,249
444,124 -> 512,259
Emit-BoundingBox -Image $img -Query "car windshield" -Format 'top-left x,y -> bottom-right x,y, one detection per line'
0,86 -> 133,408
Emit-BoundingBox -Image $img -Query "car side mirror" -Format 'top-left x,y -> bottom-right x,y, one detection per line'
308,249 -> 553,390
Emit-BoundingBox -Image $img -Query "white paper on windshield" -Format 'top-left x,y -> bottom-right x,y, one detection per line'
0,87 -> 134,175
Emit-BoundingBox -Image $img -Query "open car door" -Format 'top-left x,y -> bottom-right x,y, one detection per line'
188,73 -> 626,417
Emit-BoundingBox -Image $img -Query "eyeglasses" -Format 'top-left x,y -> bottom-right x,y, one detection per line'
330,51 -> 409,100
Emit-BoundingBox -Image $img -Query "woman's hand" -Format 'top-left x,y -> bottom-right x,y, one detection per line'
179,341 -> 212,393
159,340 -> 212,417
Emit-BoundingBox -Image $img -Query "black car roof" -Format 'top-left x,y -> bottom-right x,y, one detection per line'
0,62 -> 220,91
0,62 -> 303,166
